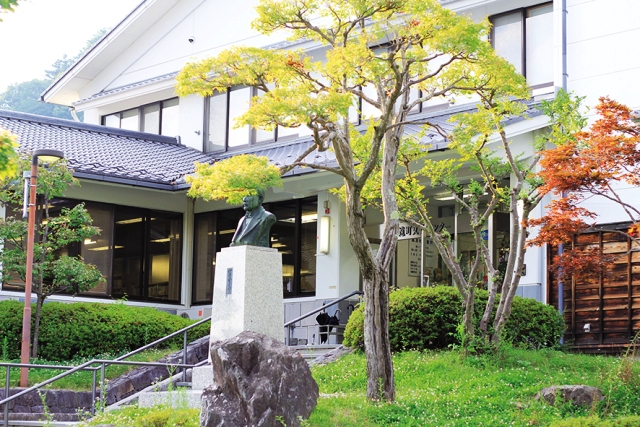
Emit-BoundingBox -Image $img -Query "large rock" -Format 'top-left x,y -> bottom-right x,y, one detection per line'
536,385 -> 604,407
201,331 -> 318,427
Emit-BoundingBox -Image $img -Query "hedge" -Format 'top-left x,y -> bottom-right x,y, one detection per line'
343,286 -> 564,352
0,300 -> 210,361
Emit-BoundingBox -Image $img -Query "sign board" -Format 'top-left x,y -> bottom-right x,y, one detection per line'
408,238 -> 421,276
397,223 -> 421,240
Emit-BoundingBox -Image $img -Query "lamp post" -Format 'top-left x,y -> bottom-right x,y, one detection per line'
19,149 -> 64,388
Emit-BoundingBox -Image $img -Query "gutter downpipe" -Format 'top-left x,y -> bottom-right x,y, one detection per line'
69,106 -> 81,122
556,0 -> 568,344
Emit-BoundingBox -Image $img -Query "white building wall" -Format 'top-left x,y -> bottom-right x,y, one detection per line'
564,0 -> 640,224
566,0 -> 640,111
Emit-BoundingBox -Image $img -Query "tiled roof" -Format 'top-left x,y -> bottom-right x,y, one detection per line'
0,98 -> 543,190
0,110 -> 215,190
227,99 -> 543,170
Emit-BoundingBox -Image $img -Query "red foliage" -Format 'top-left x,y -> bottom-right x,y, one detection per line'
285,55 -> 305,72
539,97 -> 640,196
551,246 -> 615,283
527,197 -> 596,247
534,97 -> 640,279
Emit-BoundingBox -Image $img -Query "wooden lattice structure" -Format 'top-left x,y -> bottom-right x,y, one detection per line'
547,228 -> 640,353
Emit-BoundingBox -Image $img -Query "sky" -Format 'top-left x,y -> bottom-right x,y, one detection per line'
0,0 -> 141,93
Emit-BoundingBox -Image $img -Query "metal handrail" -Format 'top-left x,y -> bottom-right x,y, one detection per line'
284,290 -> 363,345
1,315 -> 211,427
114,316 -> 211,362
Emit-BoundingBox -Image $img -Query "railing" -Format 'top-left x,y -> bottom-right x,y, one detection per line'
0,316 -> 211,427
284,290 -> 363,346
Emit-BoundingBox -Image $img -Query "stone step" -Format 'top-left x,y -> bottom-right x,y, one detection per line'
3,413 -> 81,425
137,389 -> 203,409
291,344 -> 341,360
191,365 -> 213,391
4,421 -> 79,427
136,365 -> 212,410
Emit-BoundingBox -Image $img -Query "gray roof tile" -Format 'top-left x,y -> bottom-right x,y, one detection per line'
226,98 -> 542,169
0,109 -> 214,190
0,98 -> 543,190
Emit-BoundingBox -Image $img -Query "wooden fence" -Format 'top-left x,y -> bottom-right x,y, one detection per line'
547,229 -> 640,353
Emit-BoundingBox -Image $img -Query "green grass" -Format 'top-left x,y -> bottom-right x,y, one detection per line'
81,405 -> 200,427
1,347 -> 177,390
310,348 -> 640,426
81,347 -> 640,426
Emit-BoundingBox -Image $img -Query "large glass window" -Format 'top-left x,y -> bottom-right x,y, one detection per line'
491,3 -> 553,88
271,202 -> 298,295
112,208 -> 144,299
112,208 -> 182,302
80,202 -> 113,295
192,197 -> 317,303
192,214 -> 217,304
101,98 -> 180,136
1,199 -> 183,303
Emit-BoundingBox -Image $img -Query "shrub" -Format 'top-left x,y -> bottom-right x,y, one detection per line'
0,300 -> 210,361
343,285 -> 564,352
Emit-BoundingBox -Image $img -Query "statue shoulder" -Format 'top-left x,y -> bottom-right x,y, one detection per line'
266,211 -> 277,224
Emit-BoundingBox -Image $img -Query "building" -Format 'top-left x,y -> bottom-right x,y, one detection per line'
1,0 -> 639,348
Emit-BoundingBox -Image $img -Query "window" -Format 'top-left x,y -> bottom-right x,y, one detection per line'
204,87 -> 303,153
191,197 -> 317,303
102,98 -> 179,136
111,208 -> 182,302
490,3 -> 553,88
1,199 -> 183,303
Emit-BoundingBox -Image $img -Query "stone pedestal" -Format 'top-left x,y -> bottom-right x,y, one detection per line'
209,245 -> 284,343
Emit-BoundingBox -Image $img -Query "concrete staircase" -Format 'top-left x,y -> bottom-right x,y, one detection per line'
137,365 -> 210,409
136,344 -> 340,409
2,421 -> 78,427
292,344 -> 341,361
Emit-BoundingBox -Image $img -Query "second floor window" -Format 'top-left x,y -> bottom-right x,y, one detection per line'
204,87 -> 304,153
490,3 -> 553,88
102,98 -> 179,136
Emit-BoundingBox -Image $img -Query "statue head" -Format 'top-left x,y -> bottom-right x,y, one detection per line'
242,188 -> 265,212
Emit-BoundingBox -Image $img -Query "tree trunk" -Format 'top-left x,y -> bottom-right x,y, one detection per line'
462,287 -> 475,341
31,297 -> 44,358
343,179 -> 395,401
363,266 -> 395,401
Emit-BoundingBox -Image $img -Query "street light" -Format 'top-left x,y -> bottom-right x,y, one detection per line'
19,149 -> 64,387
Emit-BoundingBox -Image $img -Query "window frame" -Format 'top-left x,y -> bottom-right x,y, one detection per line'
489,2 -> 554,89
202,86 -> 303,153
101,97 -> 180,136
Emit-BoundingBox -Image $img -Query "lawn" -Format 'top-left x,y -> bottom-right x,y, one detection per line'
82,347 -> 640,427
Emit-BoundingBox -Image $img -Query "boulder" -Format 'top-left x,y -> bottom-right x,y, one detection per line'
536,385 -> 604,407
201,331 -> 318,427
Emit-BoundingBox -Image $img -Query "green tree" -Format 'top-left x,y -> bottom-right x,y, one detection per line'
0,0 -> 19,12
392,91 -> 584,347
0,79 -> 74,119
0,130 -> 18,179
177,0 -> 526,401
0,156 -> 104,358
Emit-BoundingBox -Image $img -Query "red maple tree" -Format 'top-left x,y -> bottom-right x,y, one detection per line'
529,96 -> 640,279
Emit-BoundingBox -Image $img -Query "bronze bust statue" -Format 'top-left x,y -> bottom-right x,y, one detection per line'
230,189 -> 276,247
